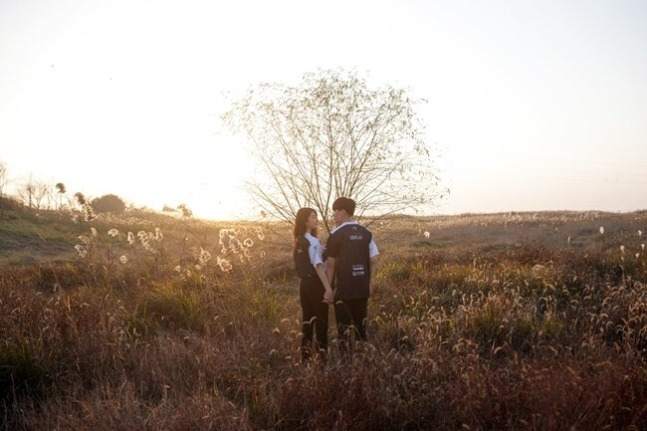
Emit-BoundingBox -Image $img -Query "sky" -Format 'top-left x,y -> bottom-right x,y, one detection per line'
1,0 -> 646,220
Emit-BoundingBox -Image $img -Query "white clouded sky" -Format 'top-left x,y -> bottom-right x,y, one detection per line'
1,0 -> 646,219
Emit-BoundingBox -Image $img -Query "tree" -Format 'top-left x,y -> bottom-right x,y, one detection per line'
17,174 -> 51,210
91,194 -> 126,214
221,69 -> 444,232
0,162 -> 7,212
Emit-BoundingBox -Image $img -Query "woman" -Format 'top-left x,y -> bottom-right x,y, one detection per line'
293,207 -> 334,361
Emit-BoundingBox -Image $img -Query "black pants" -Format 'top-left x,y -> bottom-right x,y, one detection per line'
299,276 -> 329,361
334,297 -> 368,350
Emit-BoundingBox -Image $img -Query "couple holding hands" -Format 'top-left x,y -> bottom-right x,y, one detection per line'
293,197 -> 379,361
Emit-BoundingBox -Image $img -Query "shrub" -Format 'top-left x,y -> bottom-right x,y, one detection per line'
91,194 -> 127,214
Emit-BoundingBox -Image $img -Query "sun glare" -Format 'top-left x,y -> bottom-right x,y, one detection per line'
1,1 -> 646,219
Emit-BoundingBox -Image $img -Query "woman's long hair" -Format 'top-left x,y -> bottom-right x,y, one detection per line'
294,207 -> 317,248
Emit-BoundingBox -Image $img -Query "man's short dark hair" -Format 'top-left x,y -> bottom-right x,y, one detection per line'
332,197 -> 356,216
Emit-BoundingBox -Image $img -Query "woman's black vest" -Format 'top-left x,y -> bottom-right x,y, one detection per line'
294,235 -> 316,278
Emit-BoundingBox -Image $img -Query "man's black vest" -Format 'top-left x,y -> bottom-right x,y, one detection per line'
326,224 -> 372,299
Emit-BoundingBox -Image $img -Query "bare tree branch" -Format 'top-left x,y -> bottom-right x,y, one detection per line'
221,69 -> 446,232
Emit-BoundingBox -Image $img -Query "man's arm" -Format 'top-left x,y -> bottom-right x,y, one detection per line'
326,257 -> 336,285
370,255 -> 379,282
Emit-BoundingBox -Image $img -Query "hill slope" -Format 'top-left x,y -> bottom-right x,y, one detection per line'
2,205 -> 646,266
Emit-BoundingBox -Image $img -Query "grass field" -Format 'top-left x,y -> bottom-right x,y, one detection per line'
1,203 -> 646,430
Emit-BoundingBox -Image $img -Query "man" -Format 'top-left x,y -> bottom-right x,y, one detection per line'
325,197 -> 379,349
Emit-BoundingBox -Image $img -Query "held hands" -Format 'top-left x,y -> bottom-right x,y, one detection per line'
323,288 -> 334,304
314,264 -> 334,304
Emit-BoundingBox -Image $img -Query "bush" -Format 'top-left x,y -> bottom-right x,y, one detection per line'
91,194 -> 126,214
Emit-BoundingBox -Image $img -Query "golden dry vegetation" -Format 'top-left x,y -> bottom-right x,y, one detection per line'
1,203 -> 647,430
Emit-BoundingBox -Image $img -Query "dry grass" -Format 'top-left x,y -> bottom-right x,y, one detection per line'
1,208 -> 647,430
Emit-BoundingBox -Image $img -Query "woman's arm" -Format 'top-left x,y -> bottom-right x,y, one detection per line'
315,264 -> 334,304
